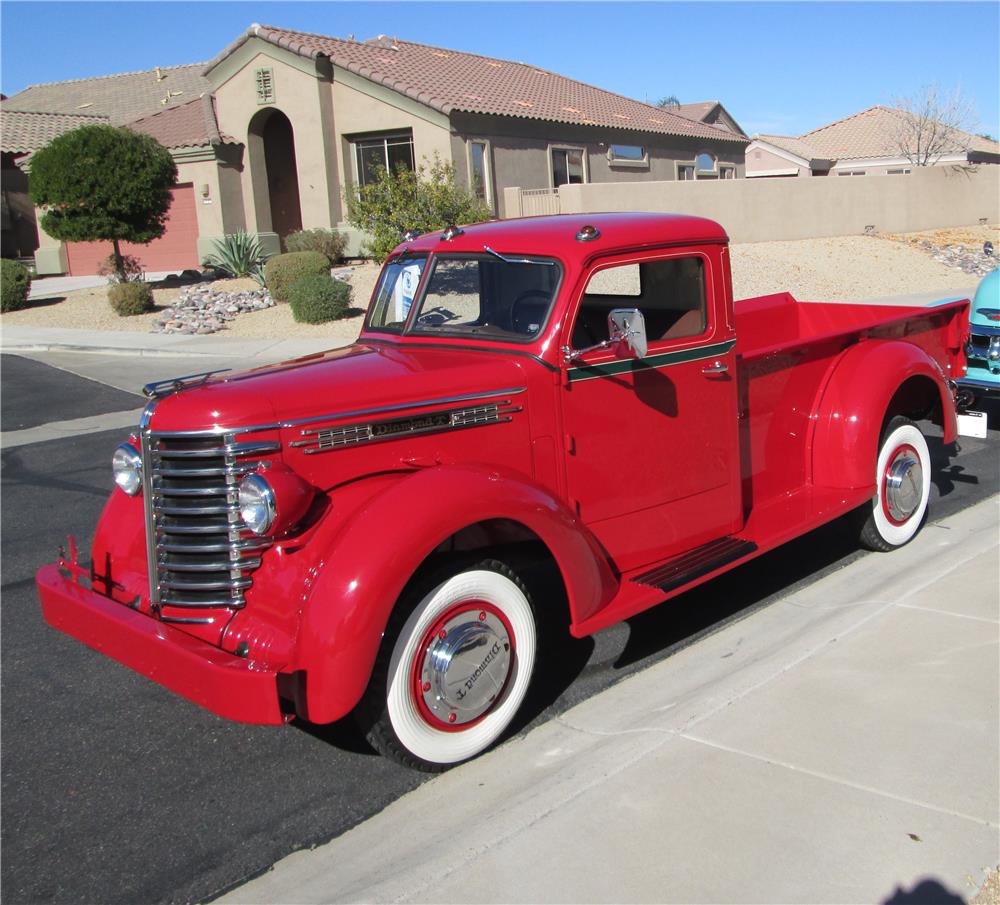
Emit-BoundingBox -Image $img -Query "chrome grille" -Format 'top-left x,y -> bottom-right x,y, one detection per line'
141,431 -> 278,620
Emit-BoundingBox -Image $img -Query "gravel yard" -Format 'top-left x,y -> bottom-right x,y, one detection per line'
2,227 -> 995,339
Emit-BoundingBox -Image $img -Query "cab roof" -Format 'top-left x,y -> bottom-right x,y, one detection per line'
395,212 -> 729,259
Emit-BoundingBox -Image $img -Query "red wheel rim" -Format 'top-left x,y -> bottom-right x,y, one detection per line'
881,443 -> 921,526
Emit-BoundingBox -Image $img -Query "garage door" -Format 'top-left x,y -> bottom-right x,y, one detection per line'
65,184 -> 200,276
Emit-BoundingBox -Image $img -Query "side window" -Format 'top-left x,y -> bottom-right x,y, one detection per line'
572,257 -> 708,350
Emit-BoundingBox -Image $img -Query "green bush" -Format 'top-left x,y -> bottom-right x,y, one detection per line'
203,230 -> 267,278
264,251 -> 330,303
1,259 -> 31,312
346,153 -> 492,261
283,228 -> 348,263
287,274 -> 352,324
108,281 -> 153,316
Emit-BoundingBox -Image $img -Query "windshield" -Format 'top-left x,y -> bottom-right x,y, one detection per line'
409,254 -> 561,342
367,255 -> 428,332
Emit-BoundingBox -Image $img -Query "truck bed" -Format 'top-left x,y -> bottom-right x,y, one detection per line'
734,292 -> 968,360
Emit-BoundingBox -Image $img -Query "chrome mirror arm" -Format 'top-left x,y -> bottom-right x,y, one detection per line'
561,338 -> 615,364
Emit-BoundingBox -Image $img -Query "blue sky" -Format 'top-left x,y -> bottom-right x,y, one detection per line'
1,1 -> 997,138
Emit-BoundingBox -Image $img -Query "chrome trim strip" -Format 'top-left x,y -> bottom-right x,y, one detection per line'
142,388 -> 528,438
160,576 -> 253,591
139,399 -> 161,611
158,615 -> 216,625
292,402 -> 522,455
162,557 -> 263,572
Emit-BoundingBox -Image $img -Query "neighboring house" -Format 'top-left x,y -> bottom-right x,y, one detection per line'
2,24 -> 748,275
672,101 -> 747,139
746,104 -> 1000,177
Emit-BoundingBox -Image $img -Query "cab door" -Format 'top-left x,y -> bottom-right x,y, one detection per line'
560,248 -> 742,573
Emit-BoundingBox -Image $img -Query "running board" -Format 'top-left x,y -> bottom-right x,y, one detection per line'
631,537 -> 759,593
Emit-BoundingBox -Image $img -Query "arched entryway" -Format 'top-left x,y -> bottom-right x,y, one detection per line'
248,108 -> 303,242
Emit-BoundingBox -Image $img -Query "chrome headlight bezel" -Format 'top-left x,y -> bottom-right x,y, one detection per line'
112,442 -> 143,496
238,474 -> 276,536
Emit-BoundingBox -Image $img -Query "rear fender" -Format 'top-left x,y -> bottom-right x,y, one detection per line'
297,464 -> 617,724
811,339 -> 956,490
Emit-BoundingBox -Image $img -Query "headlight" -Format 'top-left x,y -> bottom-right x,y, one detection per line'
989,337 -> 1000,362
238,474 -> 276,535
112,443 -> 142,496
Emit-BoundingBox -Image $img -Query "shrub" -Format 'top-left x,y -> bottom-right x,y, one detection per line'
264,251 -> 330,303
203,230 -> 268,278
346,153 -> 492,261
108,281 -> 153,316
1,259 -> 31,312
283,228 -> 348,263
97,253 -> 144,284
287,274 -> 352,324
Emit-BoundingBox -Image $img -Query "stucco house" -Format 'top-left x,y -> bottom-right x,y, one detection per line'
746,104 -> 1000,178
1,24 -> 748,275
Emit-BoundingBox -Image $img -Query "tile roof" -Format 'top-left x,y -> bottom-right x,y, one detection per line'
673,102 -> 717,122
752,133 -> 829,163
126,95 -> 235,149
207,25 -> 747,144
2,63 -> 211,125
0,107 -> 108,154
801,105 -> 1000,160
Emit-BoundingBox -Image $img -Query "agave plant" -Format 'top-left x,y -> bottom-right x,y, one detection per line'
203,230 -> 267,278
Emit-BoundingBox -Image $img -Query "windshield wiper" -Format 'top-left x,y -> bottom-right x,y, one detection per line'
483,245 -> 555,266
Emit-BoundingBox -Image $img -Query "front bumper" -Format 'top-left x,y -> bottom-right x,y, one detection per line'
956,375 -> 1000,398
36,563 -> 287,725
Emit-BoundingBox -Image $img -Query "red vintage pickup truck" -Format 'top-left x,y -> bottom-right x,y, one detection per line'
37,213 -> 969,770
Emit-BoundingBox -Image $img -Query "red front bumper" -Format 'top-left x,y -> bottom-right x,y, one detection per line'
36,563 -> 287,725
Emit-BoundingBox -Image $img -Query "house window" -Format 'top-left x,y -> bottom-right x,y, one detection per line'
353,132 -> 415,188
551,147 -> 585,187
720,165 -> 736,179
696,152 -> 716,173
608,144 -> 648,168
837,170 -> 866,176
255,68 -> 274,105
887,168 -> 911,175
469,140 -> 492,208
678,164 -> 696,181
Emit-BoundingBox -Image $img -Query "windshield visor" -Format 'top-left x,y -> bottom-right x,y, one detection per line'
409,254 -> 561,342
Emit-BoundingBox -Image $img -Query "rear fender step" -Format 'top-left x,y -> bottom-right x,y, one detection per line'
631,537 -> 759,593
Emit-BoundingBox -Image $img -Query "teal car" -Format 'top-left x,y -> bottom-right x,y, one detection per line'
957,267 -> 1000,407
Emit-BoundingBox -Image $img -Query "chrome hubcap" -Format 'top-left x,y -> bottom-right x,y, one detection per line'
418,609 -> 513,727
885,449 -> 922,522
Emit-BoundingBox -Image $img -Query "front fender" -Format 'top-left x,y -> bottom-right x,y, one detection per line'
296,464 -> 617,724
811,339 -> 956,490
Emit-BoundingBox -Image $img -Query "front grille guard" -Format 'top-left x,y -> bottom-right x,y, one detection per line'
139,409 -> 279,625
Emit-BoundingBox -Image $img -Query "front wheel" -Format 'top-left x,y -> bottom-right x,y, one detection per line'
858,416 -> 931,551
359,558 -> 537,771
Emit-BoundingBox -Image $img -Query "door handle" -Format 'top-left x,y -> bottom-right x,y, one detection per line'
701,360 -> 729,375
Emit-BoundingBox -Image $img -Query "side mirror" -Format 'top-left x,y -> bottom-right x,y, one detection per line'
608,308 -> 648,359
561,307 -> 649,364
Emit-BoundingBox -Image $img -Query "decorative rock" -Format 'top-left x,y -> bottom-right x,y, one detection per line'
152,282 -> 275,334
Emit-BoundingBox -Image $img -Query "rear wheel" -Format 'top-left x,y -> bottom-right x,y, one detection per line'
858,416 -> 931,551
360,558 -> 537,771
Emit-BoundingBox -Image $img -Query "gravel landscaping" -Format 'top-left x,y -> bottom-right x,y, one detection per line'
2,227 -> 995,339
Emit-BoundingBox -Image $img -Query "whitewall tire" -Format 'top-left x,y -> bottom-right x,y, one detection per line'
361,559 -> 537,771
859,417 -> 931,551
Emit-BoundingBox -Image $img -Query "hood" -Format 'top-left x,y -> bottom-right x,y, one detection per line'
146,341 -> 531,433
970,268 -> 1000,330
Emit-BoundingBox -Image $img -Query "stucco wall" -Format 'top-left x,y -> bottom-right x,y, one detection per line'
212,46 -> 340,241
556,165 -> 1000,242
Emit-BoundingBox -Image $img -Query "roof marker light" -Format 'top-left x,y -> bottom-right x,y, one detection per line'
576,224 -> 601,242
402,229 -> 423,241
441,225 -> 464,241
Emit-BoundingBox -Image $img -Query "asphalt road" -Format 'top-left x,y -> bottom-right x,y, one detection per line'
1,352 -> 997,905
